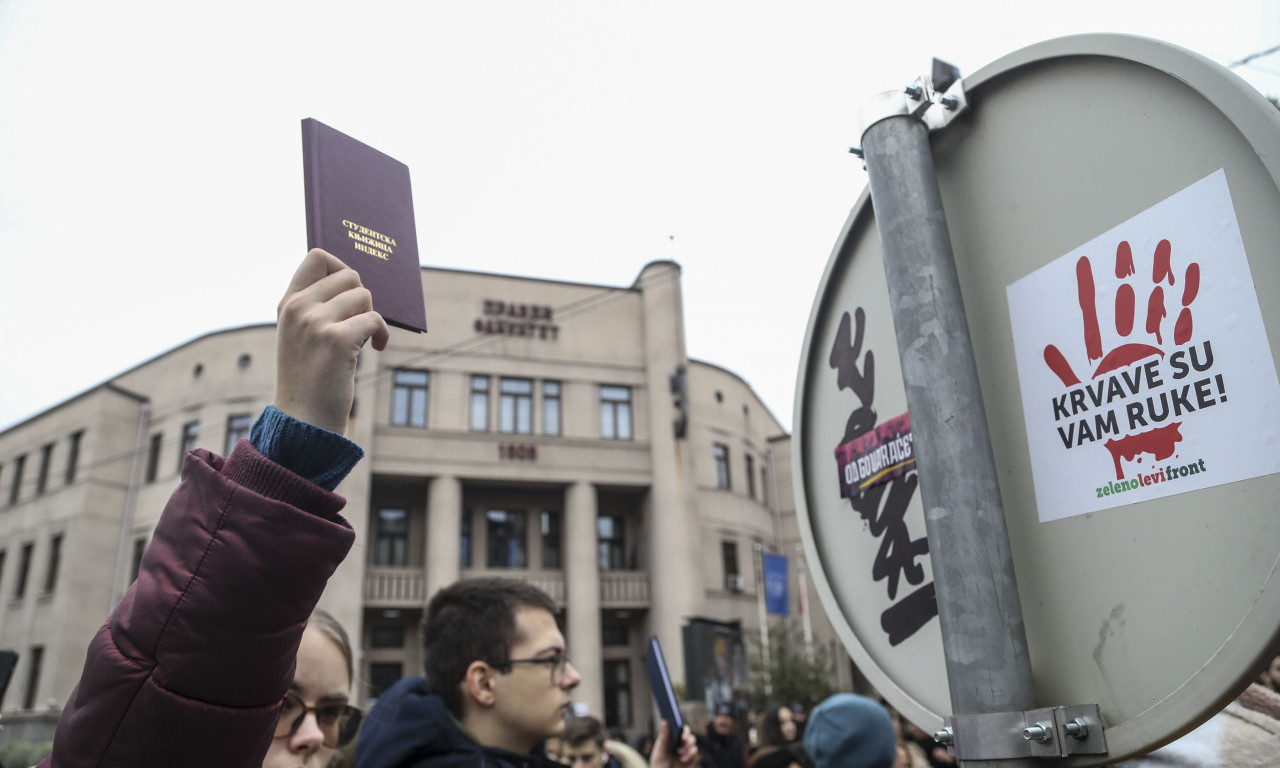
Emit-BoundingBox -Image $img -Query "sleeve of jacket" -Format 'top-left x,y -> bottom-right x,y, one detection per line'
42,440 -> 356,768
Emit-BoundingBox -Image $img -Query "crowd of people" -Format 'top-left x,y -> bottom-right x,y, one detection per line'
674,697 -> 933,768
14,249 -> 1280,768
538,694 -> 901,768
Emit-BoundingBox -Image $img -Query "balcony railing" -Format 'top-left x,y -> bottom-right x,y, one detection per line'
364,567 -> 650,609
365,566 -> 426,606
599,571 -> 649,607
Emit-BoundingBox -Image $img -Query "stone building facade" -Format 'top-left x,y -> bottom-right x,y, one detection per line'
0,260 -> 851,742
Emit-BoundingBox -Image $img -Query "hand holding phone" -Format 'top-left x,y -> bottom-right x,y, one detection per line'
645,635 -> 687,757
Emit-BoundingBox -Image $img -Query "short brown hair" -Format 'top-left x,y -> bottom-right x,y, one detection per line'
563,715 -> 606,749
423,576 -> 558,717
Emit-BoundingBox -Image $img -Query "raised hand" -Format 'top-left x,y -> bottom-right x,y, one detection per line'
649,721 -> 699,768
273,249 -> 390,434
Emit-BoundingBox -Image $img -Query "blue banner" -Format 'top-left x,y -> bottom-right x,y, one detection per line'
762,553 -> 789,615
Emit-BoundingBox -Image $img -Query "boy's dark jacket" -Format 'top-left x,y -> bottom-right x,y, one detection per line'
355,675 -> 557,768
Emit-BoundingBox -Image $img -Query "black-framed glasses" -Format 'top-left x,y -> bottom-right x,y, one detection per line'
486,651 -> 571,685
274,692 -> 363,748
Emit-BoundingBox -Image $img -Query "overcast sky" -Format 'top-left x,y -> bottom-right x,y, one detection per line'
1,0 -> 1277,432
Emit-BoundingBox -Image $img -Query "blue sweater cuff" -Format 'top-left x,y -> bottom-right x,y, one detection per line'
249,406 -> 363,491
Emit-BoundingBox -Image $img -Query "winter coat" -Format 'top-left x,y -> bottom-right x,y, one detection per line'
355,676 -> 557,768
38,441 -> 355,768
701,730 -> 746,768
1115,683 -> 1280,767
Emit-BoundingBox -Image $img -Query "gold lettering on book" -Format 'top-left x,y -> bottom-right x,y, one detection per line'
341,219 -> 396,261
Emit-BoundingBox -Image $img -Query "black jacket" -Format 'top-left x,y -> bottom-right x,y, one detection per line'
354,676 -> 556,768
701,730 -> 745,768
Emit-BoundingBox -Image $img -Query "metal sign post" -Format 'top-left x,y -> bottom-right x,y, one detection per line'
856,69 -> 1097,766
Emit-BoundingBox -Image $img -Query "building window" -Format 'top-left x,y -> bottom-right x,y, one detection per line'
543,381 -> 562,436
369,662 -> 404,701
746,454 -> 756,499
130,537 -> 147,584
602,623 -> 629,647
42,534 -> 62,594
391,369 -> 429,427
486,509 -> 527,569
713,444 -> 731,490
597,515 -> 625,572
370,624 -> 406,649
761,465 -> 769,506
23,645 -> 43,711
14,542 -> 33,599
499,378 -> 533,434
225,414 -> 252,455
374,508 -> 409,566
145,432 -> 163,484
541,511 -> 562,570
179,421 -> 199,470
603,659 -> 632,727
0,549 -> 6,596
65,430 -> 83,484
600,386 -> 632,440
36,443 -> 53,496
722,540 -> 741,592
10,454 -> 25,505
460,508 -> 473,568
470,375 -> 490,431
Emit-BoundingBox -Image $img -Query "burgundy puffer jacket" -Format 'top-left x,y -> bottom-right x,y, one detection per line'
39,440 -> 355,768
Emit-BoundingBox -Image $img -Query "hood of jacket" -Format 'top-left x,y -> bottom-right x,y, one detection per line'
354,676 -> 548,768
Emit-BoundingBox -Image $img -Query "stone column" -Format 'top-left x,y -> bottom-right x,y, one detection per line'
565,481 -> 603,716
426,475 -> 462,600
636,261 -> 697,684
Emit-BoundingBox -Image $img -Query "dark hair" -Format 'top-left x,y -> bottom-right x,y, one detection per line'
563,715 -> 606,748
423,576 -> 559,717
759,705 -> 790,747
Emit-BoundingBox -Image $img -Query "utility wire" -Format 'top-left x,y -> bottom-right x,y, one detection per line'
349,265 -> 680,396
0,266 -> 683,492
1227,43 -> 1280,69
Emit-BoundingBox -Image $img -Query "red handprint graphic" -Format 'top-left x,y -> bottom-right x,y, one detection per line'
1043,239 -> 1201,479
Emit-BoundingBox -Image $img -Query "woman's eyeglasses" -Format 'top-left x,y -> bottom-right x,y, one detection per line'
274,692 -> 363,748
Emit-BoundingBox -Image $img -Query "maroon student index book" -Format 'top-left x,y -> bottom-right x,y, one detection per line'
301,118 -> 428,333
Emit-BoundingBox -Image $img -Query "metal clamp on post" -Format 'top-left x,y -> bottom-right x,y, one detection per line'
850,58 -> 968,165
934,704 -> 1107,761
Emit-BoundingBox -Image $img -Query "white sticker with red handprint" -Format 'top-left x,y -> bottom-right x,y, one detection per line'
1007,169 -> 1280,523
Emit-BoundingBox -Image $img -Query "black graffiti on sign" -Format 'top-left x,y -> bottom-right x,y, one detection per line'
828,308 -> 937,646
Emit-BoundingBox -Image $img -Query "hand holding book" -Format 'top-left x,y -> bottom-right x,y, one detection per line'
301,118 -> 428,333
274,248 -> 389,435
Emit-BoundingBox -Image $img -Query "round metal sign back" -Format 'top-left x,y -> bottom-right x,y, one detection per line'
795,34 -> 1280,765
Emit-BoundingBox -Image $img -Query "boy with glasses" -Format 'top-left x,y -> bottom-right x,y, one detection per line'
355,576 -> 697,768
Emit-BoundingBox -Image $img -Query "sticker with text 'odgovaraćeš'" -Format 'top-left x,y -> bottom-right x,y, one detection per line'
835,411 -> 916,498
1007,169 -> 1280,523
